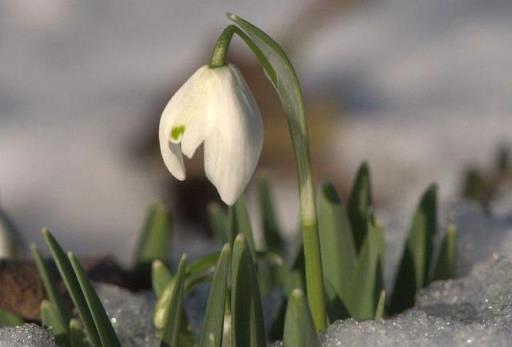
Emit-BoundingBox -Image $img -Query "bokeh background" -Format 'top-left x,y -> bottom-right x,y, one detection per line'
1,0 -> 511,264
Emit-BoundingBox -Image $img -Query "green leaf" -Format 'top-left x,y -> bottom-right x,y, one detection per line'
231,234 -> 266,347
134,203 -> 172,265
41,300 -> 69,346
199,244 -> 230,347
431,225 -> 457,281
0,204 -> 24,258
68,252 -> 121,347
256,174 -> 284,253
318,183 -> 357,307
374,290 -> 386,320
390,184 -> 437,314
31,244 -> 70,331
283,289 -> 319,347
269,246 -> 305,341
43,229 -> 102,347
69,319 -> 90,347
152,260 -> 173,298
0,308 -> 23,327
229,12 -> 328,331
207,202 -> 229,244
347,162 -> 373,252
233,198 -> 257,258
160,255 -> 187,347
346,216 -> 384,320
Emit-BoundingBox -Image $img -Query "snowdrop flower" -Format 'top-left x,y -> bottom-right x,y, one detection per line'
159,64 -> 263,205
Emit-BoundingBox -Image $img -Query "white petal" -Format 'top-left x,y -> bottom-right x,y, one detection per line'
159,65 -> 214,178
204,65 -> 263,205
159,137 -> 186,180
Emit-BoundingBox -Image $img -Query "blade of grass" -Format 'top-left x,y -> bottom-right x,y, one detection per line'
31,244 -> 70,328
160,255 -> 187,347
431,225 -> 457,281
69,319 -> 90,347
256,174 -> 284,253
0,308 -> 23,327
134,203 -> 172,265
228,14 -> 327,330
346,162 -> 372,252
233,198 -> 257,258
346,216 -> 384,320
318,183 -> 357,304
283,289 -> 319,347
199,244 -> 230,347
374,290 -> 386,319
68,252 -> 121,347
42,229 -> 101,347
152,260 -> 173,298
390,184 -> 437,314
41,300 -> 69,346
207,202 -> 229,244
231,234 -> 266,347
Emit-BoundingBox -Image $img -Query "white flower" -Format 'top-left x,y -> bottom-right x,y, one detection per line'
159,64 -> 263,205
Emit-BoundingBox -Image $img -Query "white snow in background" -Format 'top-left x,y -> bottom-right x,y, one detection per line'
0,324 -> 57,347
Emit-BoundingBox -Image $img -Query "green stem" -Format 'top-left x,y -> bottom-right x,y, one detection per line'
210,17 -> 327,330
209,25 -> 238,68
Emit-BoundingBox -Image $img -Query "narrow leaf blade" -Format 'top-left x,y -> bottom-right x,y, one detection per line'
0,309 -> 23,327
432,225 -> 457,281
134,203 -> 172,265
160,255 -> 187,347
68,252 -> 121,347
41,300 -> 69,346
256,174 -> 284,253
318,183 -> 357,308
231,234 -> 266,347
390,184 -> 437,314
346,162 -> 372,252
199,244 -> 230,347
283,289 -> 319,347
43,229 -> 102,347
152,260 -> 173,298
32,244 -> 70,328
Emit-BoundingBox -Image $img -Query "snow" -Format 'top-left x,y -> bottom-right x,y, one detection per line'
0,324 -> 57,347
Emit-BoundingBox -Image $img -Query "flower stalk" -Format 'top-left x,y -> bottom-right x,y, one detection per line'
210,15 -> 327,330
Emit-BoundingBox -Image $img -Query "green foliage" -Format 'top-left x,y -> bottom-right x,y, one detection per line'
69,319 -> 90,347
41,300 -> 69,346
283,289 -> 319,347
232,198 -> 257,257
134,202 -> 172,266
318,182 -> 356,320
345,215 -> 384,320
231,234 -> 266,347
32,244 -> 70,340
199,244 -> 230,347
207,202 -> 229,244
0,309 -> 23,328
43,229 -> 102,347
390,185 -> 437,314
432,225 -> 457,281
347,162 -> 372,251
0,204 -> 25,258
68,252 -> 121,347
152,260 -> 173,298
160,255 -> 187,347
256,174 -> 284,253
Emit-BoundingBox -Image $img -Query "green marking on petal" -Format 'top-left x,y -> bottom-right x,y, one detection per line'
171,125 -> 185,141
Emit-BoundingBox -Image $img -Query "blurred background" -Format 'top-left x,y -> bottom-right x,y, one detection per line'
1,0 -> 511,265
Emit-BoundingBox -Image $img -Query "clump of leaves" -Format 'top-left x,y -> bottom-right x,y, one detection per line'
461,144 -> 511,212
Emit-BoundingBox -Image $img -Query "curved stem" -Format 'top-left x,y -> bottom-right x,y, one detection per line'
211,17 -> 327,330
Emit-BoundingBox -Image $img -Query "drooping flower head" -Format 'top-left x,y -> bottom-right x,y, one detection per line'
159,64 -> 263,205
